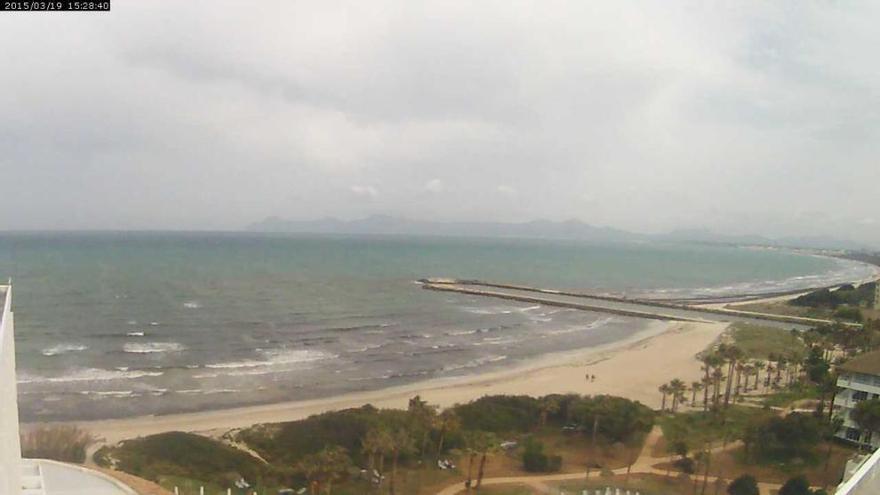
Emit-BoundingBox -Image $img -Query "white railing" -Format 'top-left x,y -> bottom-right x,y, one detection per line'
0,284 -> 22,495
836,447 -> 880,495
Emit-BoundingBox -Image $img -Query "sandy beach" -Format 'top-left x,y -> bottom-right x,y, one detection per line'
42,319 -> 728,445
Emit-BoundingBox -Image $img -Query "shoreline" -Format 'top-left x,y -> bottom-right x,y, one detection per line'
23,254 -> 876,446
29,319 -> 728,445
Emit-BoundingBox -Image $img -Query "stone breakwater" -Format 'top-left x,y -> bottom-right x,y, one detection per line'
419,279 -> 858,329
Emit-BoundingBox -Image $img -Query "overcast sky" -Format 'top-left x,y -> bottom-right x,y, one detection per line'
1,1 -> 878,244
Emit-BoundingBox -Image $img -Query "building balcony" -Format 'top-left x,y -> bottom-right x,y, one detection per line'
22,459 -> 136,495
836,446 -> 880,495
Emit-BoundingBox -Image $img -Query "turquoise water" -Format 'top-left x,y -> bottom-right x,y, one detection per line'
0,232 -> 873,420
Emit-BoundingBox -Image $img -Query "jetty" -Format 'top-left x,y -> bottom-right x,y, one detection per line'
419,278 -> 855,330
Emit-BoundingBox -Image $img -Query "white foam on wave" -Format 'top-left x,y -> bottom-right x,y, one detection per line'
123,342 -> 186,354
518,305 -> 542,312
126,331 -> 145,337
183,301 -> 201,309
41,344 -> 88,356
176,388 -> 238,395
544,317 -> 616,336
205,349 -> 336,370
443,355 -> 507,372
17,368 -> 164,384
462,306 -> 515,315
446,329 -> 478,336
80,390 -> 137,398
347,343 -> 385,353
472,337 -> 522,346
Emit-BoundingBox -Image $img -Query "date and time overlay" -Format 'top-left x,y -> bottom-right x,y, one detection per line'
1,1 -> 109,11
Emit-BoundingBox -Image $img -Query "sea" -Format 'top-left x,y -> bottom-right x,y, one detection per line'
1,232 -> 875,421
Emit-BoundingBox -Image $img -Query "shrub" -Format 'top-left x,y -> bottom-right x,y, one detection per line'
454,395 -> 540,433
743,413 -> 823,463
109,432 -> 274,487
569,395 -> 654,443
727,474 -> 759,495
237,405 -> 407,465
779,475 -> 812,495
21,426 -> 95,463
673,456 -> 695,474
521,439 -> 561,472
833,306 -> 863,322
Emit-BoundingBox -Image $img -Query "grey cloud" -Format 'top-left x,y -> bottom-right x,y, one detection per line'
0,1 -> 878,245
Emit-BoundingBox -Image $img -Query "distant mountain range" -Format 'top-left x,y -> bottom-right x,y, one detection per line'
247,215 -> 871,251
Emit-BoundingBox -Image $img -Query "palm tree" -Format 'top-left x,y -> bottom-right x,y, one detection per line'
852,399 -> 880,451
658,383 -> 670,412
295,445 -> 352,495
711,368 -> 724,409
775,356 -> 786,387
668,379 -> 687,412
764,363 -> 774,389
817,373 -> 838,418
434,410 -> 461,457
700,353 -> 722,411
296,453 -> 322,495
752,361 -> 765,390
362,429 -> 382,473
472,431 -> 498,491
461,431 -> 480,493
407,395 -> 437,458
538,396 -> 560,428
388,428 -> 415,495
362,427 -> 393,489
734,362 -> 745,397
719,344 -> 743,408
690,381 -> 702,404
700,376 -> 713,411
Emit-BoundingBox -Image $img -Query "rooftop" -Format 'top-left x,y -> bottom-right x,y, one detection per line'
839,349 -> 880,376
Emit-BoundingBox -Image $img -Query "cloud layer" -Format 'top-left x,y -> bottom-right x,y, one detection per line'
1,1 -> 878,244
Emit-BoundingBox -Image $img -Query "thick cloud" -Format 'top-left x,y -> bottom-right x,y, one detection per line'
0,1 -> 878,245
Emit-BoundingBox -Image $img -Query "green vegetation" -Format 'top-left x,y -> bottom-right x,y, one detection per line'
294,445 -> 353,495
454,395 -> 540,433
658,406 -> 773,451
236,404 -> 408,466
727,474 -> 759,495
743,413 -> 825,464
852,399 -> 880,441
791,282 -> 876,310
20,425 -> 95,463
730,323 -> 807,360
96,432 -> 280,491
99,393 -> 650,493
520,438 -> 561,472
760,382 -> 819,408
833,306 -> 863,322
779,475 -> 824,495
567,395 -> 655,443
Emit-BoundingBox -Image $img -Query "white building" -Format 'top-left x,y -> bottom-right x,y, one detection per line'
836,447 -> 880,495
834,349 -> 880,449
1,284 -> 138,495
